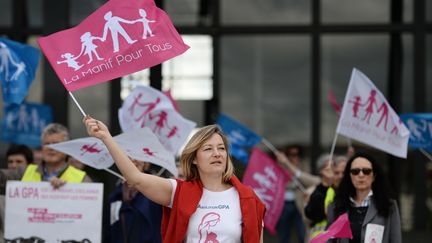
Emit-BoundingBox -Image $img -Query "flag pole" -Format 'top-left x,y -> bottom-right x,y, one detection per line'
68,91 -> 86,117
156,167 -> 166,177
329,132 -> 339,166
262,138 -> 278,154
104,168 -> 125,181
419,148 -> 432,162
262,138 -> 307,193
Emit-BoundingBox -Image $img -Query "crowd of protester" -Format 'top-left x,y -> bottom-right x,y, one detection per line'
0,119 -> 402,243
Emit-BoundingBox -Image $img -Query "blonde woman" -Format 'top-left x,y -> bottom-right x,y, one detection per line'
84,116 -> 265,243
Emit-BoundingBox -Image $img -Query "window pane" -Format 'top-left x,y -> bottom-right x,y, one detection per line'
0,0 -> 12,27
120,69 -> 150,100
221,36 -> 311,145
221,0 -> 311,25
70,0 -> 105,26
162,35 -> 212,100
403,0 -> 413,23
401,35 -> 414,113
165,0 -> 200,26
322,0 -> 390,23
27,0 -> 43,27
321,35 -> 389,147
428,0 -> 432,22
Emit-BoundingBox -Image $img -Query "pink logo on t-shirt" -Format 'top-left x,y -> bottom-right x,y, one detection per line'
198,212 -> 220,243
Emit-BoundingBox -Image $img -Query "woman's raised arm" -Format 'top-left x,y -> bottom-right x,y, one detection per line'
83,116 -> 173,206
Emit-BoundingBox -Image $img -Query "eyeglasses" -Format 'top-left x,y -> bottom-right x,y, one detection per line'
350,168 -> 373,176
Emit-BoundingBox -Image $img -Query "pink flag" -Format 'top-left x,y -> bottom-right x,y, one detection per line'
310,213 -> 352,243
328,90 -> 342,114
242,148 -> 290,235
336,68 -> 410,158
163,89 -> 180,112
118,85 -> 196,154
38,0 -> 189,91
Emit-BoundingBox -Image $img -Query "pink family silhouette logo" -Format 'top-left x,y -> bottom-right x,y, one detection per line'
348,88 -> 399,134
56,8 -> 156,71
127,94 -> 180,139
80,142 -> 102,156
142,147 -> 156,156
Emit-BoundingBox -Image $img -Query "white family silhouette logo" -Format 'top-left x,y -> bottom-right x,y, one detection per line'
56,8 -> 157,71
252,166 -> 279,208
0,42 -> 27,82
406,118 -> 432,143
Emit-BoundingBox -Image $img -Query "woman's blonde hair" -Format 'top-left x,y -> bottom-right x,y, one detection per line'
180,125 -> 234,183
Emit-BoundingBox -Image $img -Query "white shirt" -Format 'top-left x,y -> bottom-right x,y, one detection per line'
169,179 -> 243,243
350,190 -> 374,207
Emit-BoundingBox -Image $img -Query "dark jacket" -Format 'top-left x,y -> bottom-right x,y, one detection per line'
327,199 -> 402,243
106,184 -> 162,243
304,183 -> 329,225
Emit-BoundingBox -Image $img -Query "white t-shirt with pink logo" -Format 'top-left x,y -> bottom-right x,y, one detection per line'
169,179 -> 242,243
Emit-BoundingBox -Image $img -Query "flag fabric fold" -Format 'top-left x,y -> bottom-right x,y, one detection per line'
336,68 -> 410,158
38,0 -> 189,91
118,85 -> 196,154
242,148 -> 290,235
0,37 -> 40,104
48,127 -> 177,176
400,113 -> 432,151
216,113 -> 262,163
310,213 -> 352,243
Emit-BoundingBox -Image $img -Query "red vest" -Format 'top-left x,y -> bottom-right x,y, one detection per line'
161,175 -> 265,243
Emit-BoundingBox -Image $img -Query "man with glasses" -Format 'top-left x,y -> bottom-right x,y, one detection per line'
0,123 -> 92,186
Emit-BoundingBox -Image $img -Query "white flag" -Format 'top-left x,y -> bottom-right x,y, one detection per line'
115,128 -> 178,177
48,128 -> 178,176
48,137 -> 113,169
336,68 -> 410,158
119,85 -> 196,154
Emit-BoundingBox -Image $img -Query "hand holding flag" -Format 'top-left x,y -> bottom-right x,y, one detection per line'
38,0 -> 189,92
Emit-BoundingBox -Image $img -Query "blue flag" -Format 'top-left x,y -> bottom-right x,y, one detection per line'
400,113 -> 432,151
1,102 -> 53,147
216,113 -> 262,163
0,37 -> 40,104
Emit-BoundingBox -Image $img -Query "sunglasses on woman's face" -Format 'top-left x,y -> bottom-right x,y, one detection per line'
350,168 -> 373,176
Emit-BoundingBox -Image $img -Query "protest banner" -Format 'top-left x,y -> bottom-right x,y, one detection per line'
5,181 -> 103,243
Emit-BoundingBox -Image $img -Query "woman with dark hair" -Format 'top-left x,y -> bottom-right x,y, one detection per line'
327,152 -> 401,243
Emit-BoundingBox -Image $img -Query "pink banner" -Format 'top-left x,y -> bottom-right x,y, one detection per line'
38,0 -> 189,91
328,90 -> 342,114
242,148 -> 290,235
310,213 -> 352,243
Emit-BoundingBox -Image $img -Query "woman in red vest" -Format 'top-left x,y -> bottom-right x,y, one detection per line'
84,116 -> 265,243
